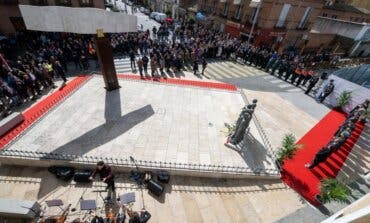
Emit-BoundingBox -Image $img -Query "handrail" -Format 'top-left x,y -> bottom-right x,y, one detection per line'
0,149 -> 280,177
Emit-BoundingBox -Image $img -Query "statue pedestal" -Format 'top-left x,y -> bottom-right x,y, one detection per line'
94,36 -> 120,91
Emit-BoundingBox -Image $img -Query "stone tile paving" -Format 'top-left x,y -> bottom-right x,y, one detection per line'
7,76 -> 276,171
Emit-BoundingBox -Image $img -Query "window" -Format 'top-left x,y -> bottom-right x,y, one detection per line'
235,4 -> 242,19
322,13 -> 328,17
80,0 -> 93,7
249,7 -> 257,24
0,0 -> 18,4
56,0 -> 72,6
332,15 -> 338,19
298,7 -> 312,29
223,3 -> 229,16
29,0 -> 47,5
276,3 -> 291,28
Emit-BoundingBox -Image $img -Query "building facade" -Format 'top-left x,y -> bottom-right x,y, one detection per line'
305,0 -> 370,56
199,0 -> 324,52
322,0 -> 370,23
0,0 -> 105,36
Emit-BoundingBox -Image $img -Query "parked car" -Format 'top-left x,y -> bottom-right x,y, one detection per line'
155,13 -> 167,22
150,12 -> 159,19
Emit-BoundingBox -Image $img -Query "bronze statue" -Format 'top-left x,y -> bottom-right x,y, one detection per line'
229,104 -> 254,145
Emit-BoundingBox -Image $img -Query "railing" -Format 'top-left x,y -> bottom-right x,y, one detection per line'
0,149 -> 280,177
239,90 -> 280,170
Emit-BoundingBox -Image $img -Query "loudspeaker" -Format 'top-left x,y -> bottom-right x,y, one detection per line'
73,170 -> 92,183
147,179 -> 164,197
157,170 -> 170,184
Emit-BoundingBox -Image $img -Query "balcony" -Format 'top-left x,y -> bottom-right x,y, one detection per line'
311,16 -> 370,41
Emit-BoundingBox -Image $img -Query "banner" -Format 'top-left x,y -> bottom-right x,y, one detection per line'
19,5 -> 137,34
250,0 -> 261,7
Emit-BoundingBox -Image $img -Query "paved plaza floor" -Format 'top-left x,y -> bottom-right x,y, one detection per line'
0,166 -> 325,223
6,76 -> 275,171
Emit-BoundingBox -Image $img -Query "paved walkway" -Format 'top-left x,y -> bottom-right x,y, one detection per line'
0,166 -> 325,223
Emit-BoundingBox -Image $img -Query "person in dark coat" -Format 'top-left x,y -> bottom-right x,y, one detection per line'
305,146 -> 333,169
90,161 -> 115,200
305,74 -> 319,95
318,79 -> 335,103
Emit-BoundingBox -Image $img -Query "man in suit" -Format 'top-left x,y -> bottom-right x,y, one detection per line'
318,79 -> 335,103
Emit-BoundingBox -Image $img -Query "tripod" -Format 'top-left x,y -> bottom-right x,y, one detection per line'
129,156 -> 146,210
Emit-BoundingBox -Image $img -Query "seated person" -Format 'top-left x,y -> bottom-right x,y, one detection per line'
305,145 -> 333,170
123,205 -> 151,223
349,100 -> 369,123
349,100 -> 369,117
327,135 -> 347,152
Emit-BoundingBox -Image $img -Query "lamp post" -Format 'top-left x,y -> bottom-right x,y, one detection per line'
248,0 -> 263,45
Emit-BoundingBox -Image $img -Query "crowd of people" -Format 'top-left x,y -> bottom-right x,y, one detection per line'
305,100 -> 369,170
0,18 -> 345,117
0,32 -> 101,116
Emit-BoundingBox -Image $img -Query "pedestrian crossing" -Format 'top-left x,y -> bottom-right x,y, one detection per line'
113,57 -> 306,92
114,57 -> 146,74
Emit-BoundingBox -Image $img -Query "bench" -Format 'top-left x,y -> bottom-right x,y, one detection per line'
0,112 -> 24,136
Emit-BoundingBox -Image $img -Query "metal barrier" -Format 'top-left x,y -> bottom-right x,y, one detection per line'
239,90 -> 281,170
0,149 -> 280,177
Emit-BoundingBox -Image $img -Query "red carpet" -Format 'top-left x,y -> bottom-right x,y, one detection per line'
0,75 -> 91,149
281,110 -> 365,206
117,74 -> 238,91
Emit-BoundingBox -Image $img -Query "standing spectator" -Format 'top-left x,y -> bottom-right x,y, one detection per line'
80,51 -> 89,70
129,50 -> 136,70
201,57 -> 207,75
159,56 -> 165,76
318,79 -> 335,103
137,58 -> 144,78
305,74 -> 319,95
193,59 -> 199,75
142,55 -> 149,74
150,57 -> 158,78
54,60 -> 67,82
72,50 -> 82,70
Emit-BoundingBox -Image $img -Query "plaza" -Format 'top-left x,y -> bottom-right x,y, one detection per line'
4,75 -> 277,177
0,1 -> 369,222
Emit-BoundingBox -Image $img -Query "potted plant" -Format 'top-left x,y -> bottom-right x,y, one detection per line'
316,178 -> 351,204
276,134 -> 302,168
335,90 -> 352,111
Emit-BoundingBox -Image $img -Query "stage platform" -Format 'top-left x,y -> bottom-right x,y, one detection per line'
0,75 -> 279,179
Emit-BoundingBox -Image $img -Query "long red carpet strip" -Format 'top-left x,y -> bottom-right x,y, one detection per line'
281,110 -> 365,206
117,74 -> 238,91
0,75 -> 91,149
